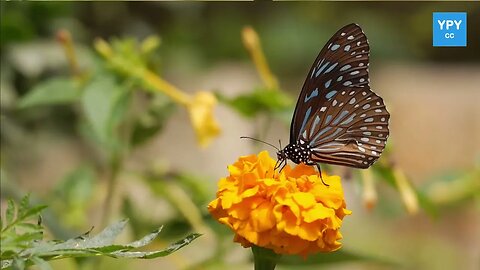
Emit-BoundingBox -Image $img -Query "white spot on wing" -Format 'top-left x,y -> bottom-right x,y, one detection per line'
365,117 -> 374,122
340,65 -> 351,71
331,44 -> 340,51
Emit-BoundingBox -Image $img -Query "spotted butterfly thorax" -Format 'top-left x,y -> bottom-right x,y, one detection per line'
275,23 -> 390,175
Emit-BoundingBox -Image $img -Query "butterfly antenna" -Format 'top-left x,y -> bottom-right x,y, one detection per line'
278,139 -> 282,150
240,136 -> 280,151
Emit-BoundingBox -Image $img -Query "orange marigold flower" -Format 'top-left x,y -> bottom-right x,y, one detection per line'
208,151 -> 351,257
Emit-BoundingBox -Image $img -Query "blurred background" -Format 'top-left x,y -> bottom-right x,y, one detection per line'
1,2 -> 479,270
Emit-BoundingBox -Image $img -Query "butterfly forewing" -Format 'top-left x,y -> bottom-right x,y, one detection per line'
291,23 -> 371,142
289,23 -> 390,169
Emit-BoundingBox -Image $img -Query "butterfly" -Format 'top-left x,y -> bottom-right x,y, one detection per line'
274,23 -> 390,185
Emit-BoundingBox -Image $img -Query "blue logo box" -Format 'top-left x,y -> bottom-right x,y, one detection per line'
433,12 -> 467,47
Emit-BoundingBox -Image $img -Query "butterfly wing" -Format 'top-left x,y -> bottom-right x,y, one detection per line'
290,23 -> 370,143
303,87 -> 389,168
290,23 -> 390,168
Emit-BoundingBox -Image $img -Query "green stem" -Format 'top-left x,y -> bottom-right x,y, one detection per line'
252,245 -> 281,270
100,153 -> 121,227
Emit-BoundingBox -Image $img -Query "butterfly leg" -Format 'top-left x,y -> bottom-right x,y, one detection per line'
315,163 -> 329,187
279,161 -> 287,172
273,159 -> 286,178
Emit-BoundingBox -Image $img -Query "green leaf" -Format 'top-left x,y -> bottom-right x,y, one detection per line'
15,223 -> 42,233
19,205 -> 48,221
17,78 -> 79,109
111,233 -> 201,259
84,219 -> 128,247
18,195 -> 31,217
6,200 -> 16,225
1,208 -> 200,269
130,98 -> 176,146
81,76 -> 130,145
10,231 -> 43,244
125,227 -> 163,248
217,89 -> 292,118
30,257 -> 52,270
56,166 -> 95,204
53,165 -> 95,227
35,219 -> 128,254
11,258 -> 25,270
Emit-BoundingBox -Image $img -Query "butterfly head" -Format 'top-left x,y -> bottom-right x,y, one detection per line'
276,149 -> 288,163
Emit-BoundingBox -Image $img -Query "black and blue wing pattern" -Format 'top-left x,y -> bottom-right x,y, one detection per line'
289,24 -> 390,168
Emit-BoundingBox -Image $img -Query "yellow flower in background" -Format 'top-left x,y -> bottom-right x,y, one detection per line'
187,91 -> 221,148
242,26 -> 279,90
94,37 -> 221,148
208,151 -> 351,257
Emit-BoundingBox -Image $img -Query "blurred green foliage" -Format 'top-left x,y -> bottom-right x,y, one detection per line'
0,196 -> 200,269
1,1 -> 479,270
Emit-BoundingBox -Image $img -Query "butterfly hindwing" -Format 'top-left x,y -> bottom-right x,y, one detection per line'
301,87 -> 390,168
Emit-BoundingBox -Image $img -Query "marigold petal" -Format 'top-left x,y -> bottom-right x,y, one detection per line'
249,202 -> 276,232
293,192 -> 316,209
303,204 -> 335,223
241,185 -> 259,198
